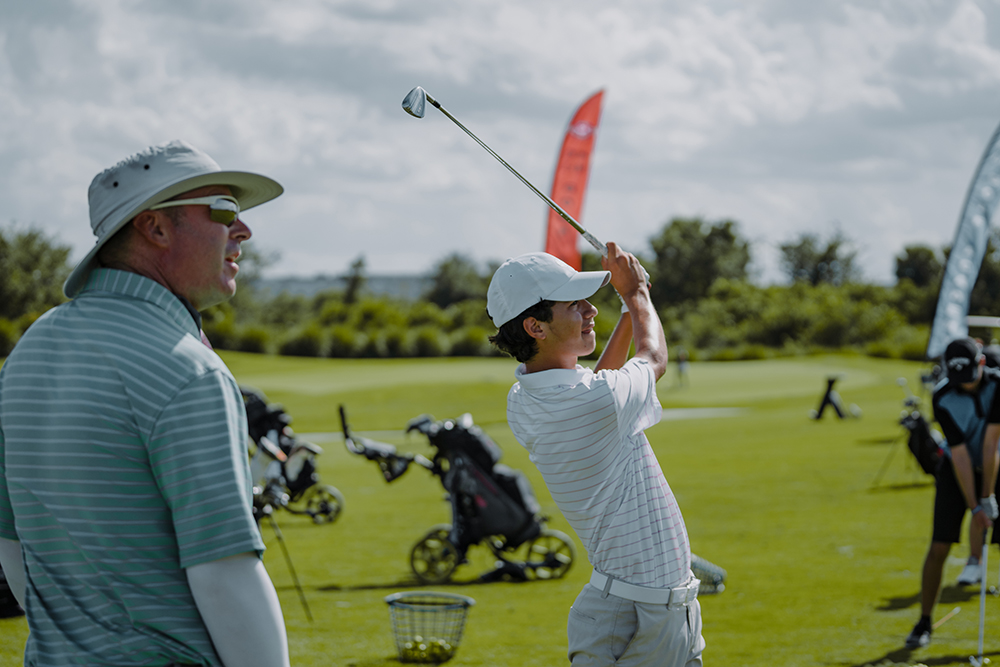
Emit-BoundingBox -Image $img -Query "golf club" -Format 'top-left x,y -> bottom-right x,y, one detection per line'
933,606 -> 960,630
401,86 -> 607,256
972,526 -> 991,667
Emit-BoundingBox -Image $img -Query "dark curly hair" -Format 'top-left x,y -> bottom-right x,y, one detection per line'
488,300 -> 554,363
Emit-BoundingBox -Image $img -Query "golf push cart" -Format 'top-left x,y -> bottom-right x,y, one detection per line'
338,405 -> 576,584
242,386 -> 345,524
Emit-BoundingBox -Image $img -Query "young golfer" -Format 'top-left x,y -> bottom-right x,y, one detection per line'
487,243 -> 704,667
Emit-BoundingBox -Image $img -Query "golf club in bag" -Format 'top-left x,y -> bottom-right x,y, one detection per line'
242,386 -> 345,524
339,405 -> 576,584
872,378 -> 945,487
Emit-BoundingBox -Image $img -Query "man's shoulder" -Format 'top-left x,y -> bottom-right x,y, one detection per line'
933,377 -> 959,402
13,293 -> 227,386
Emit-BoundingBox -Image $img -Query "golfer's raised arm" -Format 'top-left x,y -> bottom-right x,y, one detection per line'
602,242 -> 667,379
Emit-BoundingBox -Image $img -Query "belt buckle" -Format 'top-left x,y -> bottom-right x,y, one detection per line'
667,578 -> 699,609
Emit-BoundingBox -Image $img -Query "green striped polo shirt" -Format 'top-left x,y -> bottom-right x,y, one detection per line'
0,268 -> 264,667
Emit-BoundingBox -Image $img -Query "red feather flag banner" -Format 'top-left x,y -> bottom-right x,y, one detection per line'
544,90 -> 604,269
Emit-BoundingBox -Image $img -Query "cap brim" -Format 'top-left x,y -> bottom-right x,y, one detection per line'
546,270 -> 611,302
64,170 -> 283,298
948,368 -> 978,384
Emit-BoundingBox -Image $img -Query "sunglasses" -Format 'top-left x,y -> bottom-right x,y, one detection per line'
149,195 -> 241,226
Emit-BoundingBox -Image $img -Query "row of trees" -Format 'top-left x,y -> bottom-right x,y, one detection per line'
0,216 -> 988,361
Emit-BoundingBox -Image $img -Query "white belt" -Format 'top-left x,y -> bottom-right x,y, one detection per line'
589,570 -> 699,606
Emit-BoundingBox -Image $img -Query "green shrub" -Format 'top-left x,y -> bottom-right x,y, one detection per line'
0,318 -> 20,357
327,325 -> 362,358
383,326 -> 414,357
235,326 -> 270,354
408,303 -> 450,329
443,299 -> 491,330
411,326 -> 447,357
449,326 -> 491,356
866,324 -> 929,361
358,332 -> 388,358
317,298 -> 349,326
203,315 -> 237,350
706,344 -> 769,361
279,325 -> 325,357
354,299 -> 406,331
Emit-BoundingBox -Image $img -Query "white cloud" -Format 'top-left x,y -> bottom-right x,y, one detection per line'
2,0 -> 1000,285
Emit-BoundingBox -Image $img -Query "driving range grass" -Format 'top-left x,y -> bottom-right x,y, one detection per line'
2,352 -> 998,666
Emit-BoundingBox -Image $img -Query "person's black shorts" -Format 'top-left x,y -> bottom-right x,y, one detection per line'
933,456 -> 1000,544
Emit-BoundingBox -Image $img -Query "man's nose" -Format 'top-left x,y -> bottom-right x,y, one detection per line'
230,217 -> 252,241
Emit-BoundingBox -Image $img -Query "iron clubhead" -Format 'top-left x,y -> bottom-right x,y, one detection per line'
401,86 -> 426,118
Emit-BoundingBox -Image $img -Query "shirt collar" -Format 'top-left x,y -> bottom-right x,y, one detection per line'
78,268 -> 202,338
514,363 -> 592,389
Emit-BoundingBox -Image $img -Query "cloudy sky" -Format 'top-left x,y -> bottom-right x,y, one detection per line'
4,0 -> 1000,285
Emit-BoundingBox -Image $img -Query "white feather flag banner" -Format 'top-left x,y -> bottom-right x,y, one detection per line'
927,121 -> 1000,360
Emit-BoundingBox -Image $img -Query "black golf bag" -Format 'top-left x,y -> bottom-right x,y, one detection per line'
900,394 -> 944,475
339,405 -> 575,584
405,413 -> 542,555
242,386 -> 344,524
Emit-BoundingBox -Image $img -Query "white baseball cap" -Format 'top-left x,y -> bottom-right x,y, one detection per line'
64,139 -> 284,298
487,252 -> 610,327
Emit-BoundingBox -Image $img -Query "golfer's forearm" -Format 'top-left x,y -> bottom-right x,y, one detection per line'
187,553 -> 290,667
595,314 -> 633,371
0,537 -> 26,609
625,293 -> 667,377
951,447 -> 980,510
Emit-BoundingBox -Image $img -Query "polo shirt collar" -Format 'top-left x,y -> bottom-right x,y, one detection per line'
515,363 -> 591,389
79,268 -> 202,338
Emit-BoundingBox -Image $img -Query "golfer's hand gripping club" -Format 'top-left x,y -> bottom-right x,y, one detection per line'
402,85 -> 649,281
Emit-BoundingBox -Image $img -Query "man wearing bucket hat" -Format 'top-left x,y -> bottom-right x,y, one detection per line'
905,337 -> 1000,649
0,140 -> 290,666
487,243 -> 705,667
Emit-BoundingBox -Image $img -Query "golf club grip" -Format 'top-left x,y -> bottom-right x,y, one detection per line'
580,230 -> 607,255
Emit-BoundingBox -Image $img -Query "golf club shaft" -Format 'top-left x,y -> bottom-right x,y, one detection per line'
423,92 -> 607,256
932,606 -> 960,629
977,526 -> 990,663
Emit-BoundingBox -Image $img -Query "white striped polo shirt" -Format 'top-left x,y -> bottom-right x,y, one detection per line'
0,268 -> 263,667
507,357 -> 690,589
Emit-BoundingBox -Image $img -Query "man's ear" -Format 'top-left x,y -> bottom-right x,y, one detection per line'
131,210 -> 171,249
522,317 -> 546,341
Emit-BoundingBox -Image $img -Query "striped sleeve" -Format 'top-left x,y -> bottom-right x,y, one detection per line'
603,357 -> 662,437
148,370 -> 263,568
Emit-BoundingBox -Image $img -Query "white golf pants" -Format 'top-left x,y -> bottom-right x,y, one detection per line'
567,583 -> 705,666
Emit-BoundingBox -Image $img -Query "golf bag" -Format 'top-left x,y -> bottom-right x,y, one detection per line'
405,413 -> 542,552
339,405 -> 575,584
242,386 -> 344,524
898,385 -> 944,475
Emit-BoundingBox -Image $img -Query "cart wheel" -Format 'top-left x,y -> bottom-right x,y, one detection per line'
410,524 -> 459,584
301,484 -> 344,524
524,529 -> 575,580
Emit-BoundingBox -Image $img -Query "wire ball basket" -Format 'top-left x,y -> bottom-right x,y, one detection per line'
385,591 -> 475,663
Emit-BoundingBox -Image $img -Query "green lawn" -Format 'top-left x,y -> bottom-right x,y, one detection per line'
2,352 -> 994,666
